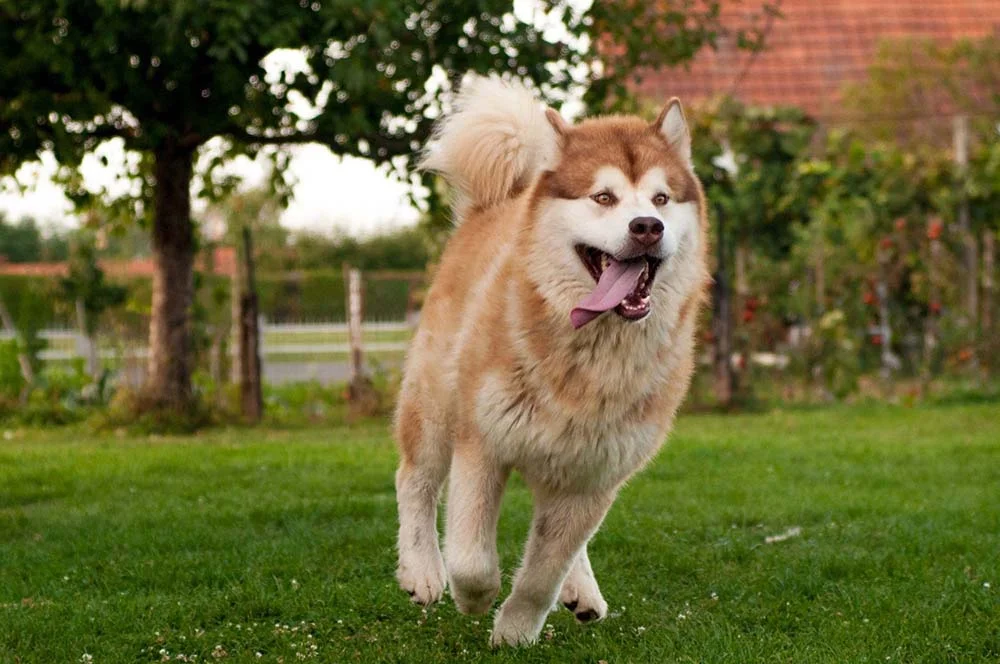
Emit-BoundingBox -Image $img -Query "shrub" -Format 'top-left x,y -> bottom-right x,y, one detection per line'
0,339 -> 24,399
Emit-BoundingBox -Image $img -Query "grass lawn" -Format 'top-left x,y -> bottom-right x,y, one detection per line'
1,403 -> 998,663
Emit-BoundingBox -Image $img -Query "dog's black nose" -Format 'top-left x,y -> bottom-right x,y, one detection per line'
628,217 -> 664,246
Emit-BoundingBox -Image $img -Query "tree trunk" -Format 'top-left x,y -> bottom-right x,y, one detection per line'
814,242 -> 825,316
713,274 -> 734,407
230,244 -> 243,385
209,318 -> 228,403
735,240 -> 749,301
983,229 -> 996,378
983,229 -> 995,336
712,205 -> 735,408
239,227 -> 263,422
146,140 -> 196,408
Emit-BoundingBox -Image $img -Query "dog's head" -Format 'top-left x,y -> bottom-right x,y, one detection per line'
526,101 -> 705,327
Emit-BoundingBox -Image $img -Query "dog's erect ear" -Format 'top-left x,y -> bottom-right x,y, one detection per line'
545,107 -> 570,140
654,98 -> 691,164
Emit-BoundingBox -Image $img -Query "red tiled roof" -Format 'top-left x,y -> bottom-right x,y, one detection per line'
0,260 -> 68,277
635,0 -> 1000,118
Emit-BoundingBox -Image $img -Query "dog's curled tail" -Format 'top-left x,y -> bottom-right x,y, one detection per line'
421,76 -> 560,219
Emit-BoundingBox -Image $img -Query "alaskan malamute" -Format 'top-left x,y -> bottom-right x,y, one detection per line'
394,76 -> 708,646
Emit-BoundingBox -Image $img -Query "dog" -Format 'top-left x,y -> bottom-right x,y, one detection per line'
393,76 -> 708,647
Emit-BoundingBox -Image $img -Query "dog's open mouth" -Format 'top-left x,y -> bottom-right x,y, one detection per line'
571,245 -> 662,328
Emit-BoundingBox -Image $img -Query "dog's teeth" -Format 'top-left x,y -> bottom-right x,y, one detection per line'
600,254 -> 610,271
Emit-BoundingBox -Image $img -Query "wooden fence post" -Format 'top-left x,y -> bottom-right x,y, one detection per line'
75,298 -> 100,379
954,115 -> 979,328
343,263 -> 379,417
345,265 -> 364,384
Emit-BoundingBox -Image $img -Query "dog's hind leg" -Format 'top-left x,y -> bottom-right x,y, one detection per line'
395,398 -> 450,606
444,436 -> 509,615
491,490 -> 615,647
559,546 -> 608,623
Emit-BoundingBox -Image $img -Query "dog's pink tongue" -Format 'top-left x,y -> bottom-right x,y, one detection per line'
571,259 -> 644,329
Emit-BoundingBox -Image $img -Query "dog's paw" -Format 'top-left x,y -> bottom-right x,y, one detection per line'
397,551 -> 447,606
561,595 -> 608,623
559,574 -> 607,623
490,600 -> 545,648
450,569 -> 500,615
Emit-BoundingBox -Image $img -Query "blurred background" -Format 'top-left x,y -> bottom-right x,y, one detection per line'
1,0 -> 998,429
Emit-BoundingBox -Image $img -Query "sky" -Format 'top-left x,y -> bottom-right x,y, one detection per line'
0,0 -> 585,239
0,133 -> 422,238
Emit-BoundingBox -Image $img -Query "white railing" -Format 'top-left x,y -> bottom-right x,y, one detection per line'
0,329 -> 79,341
261,341 -> 409,354
258,320 -> 411,334
0,320 -> 415,362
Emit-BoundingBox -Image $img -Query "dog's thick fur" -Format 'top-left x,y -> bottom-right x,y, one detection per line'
394,76 -> 708,647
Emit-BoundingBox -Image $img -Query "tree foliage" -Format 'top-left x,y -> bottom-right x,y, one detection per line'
691,97 -> 816,258
0,215 -> 42,263
0,214 -> 70,263
686,89 -> 1000,398
57,235 -> 128,336
203,187 -> 288,254
0,0 -> 780,213
0,0 -> 782,406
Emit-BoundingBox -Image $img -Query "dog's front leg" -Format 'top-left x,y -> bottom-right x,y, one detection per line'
491,490 -> 615,647
559,546 -> 608,623
444,442 -> 509,615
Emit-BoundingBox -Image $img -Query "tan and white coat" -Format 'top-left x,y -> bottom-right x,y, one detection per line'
394,76 -> 709,647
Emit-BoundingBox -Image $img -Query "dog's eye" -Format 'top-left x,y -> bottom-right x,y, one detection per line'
591,191 -> 616,206
652,193 -> 670,206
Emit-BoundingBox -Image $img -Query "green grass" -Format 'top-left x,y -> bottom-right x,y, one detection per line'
1,404 -> 998,663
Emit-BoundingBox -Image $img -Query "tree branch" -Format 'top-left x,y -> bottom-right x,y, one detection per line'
178,132 -> 205,150
226,128 -> 325,146
224,126 -> 428,158
85,123 -> 139,144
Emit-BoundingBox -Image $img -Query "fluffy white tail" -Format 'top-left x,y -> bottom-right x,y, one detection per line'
421,76 -> 559,218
